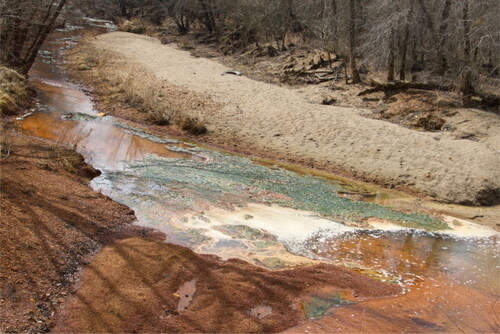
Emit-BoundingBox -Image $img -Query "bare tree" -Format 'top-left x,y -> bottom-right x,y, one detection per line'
459,0 -> 473,106
69,0 -> 498,102
435,0 -> 452,75
348,0 -> 361,83
0,0 -> 68,74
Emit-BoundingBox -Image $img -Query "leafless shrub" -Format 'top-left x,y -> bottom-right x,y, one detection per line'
177,115 -> 207,135
0,0 -> 67,74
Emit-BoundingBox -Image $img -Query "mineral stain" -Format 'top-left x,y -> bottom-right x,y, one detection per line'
302,293 -> 354,319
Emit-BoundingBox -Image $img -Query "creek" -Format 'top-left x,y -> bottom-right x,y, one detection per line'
16,19 -> 499,332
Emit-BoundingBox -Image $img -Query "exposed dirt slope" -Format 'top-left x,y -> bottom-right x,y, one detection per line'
0,130 -> 136,333
89,32 -> 499,205
52,237 -> 401,333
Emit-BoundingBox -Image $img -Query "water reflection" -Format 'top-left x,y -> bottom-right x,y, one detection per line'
306,230 -> 499,294
20,111 -> 200,170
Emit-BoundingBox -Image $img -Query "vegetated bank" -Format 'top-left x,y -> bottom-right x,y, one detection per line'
68,31 -> 499,206
0,67 -> 34,117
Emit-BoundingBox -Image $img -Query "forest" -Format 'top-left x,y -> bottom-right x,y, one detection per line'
2,0 -> 498,107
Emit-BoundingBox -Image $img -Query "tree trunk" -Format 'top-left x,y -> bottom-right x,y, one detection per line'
21,0 -> 67,74
416,0 -> 435,33
399,30 -> 409,81
435,0 -> 452,75
281,31 -> 288,50
460,0 -> 473,107
387,32 -> 395,81
399,1 -> 413,81
331,0 -> 338,37
23,0 -> 56,60
198,0 -> 216,34
349,0 -> 360,83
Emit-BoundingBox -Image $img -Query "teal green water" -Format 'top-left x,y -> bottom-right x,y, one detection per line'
304,294 -> 354,319
106,147 -> 446,230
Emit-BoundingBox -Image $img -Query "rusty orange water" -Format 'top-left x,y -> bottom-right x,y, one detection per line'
19,108 -> 198,169
288,231 -> 500,333
19,27 -> 200,169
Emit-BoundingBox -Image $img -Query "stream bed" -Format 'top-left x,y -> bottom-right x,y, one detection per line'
16,19 -> 500,332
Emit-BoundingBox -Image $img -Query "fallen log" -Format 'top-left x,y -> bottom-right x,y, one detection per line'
476,91 -> 500,111
358,81 -> 451,96
302,69 -> 337,75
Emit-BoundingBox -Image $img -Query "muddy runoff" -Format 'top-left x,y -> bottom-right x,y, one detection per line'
16,19 -> 499,332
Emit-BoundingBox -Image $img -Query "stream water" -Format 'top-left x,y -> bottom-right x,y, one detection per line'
16,19 -> 499,332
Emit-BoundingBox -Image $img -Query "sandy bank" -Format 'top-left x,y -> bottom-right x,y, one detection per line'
91,32 -> 499,205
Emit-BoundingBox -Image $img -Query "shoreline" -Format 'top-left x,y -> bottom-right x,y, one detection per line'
2,25 -> 498,333
72,32 -> 499,206
63,33 -> 500,230
3,131 -> 400,333
0,129 -> 139,332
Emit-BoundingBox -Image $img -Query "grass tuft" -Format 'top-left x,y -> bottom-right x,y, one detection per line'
178,116 -> 207,135
0,67 -> 31,115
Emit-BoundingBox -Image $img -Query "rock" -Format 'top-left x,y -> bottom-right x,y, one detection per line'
267,45 -> 278,57
416,114 -> 446,131
160,36 -> 172,45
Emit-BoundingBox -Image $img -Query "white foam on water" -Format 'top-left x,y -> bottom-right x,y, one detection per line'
367,216 -> 498,238
182,204 -> 498,256
184,203 -> 357,244
441,216 -> 498,238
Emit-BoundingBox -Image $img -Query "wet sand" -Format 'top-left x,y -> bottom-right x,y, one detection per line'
285,276 -> 499,333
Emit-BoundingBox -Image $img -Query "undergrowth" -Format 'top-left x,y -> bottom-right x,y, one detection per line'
38,144 -> 98,178
0,119 -> 14,158
68,39 -> 215,135
178,116 -> 207,135
0,66 -> 31,116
